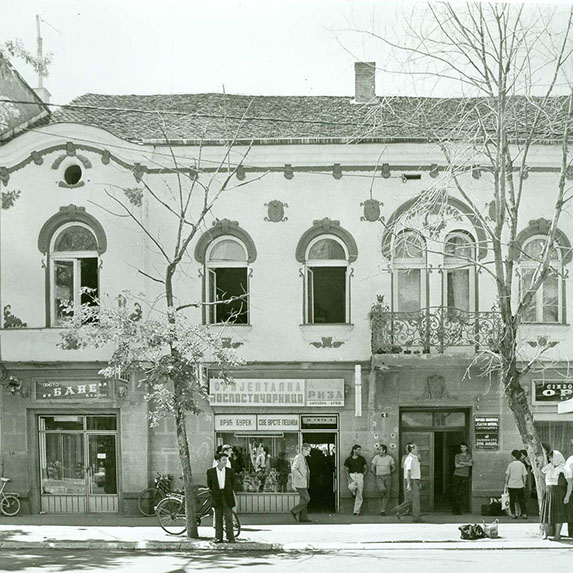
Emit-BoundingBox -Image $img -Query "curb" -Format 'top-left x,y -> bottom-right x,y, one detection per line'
0,539 -> 570,552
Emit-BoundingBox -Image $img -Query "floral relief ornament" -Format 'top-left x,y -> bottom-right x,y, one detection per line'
360,198 -> 384,223
310,337 -> 345,349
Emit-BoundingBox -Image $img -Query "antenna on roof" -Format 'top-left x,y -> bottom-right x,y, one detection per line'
34,15 -> 51,103
36,14 -> 44,90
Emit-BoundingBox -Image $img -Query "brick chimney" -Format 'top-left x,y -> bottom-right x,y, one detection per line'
354,62 -> 376,103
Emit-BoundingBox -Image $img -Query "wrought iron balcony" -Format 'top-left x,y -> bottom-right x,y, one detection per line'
370,304 -> 502,354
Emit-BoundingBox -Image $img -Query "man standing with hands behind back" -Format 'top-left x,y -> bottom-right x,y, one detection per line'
393,443 -> 424,522
371,443 -> 396,515
206,452 -> 236,543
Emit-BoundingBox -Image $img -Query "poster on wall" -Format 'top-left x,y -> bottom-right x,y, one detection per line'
533,380 -> 573,403
474,415 -> 500,450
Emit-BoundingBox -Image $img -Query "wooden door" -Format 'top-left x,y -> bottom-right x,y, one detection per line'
401,431 -> 434,511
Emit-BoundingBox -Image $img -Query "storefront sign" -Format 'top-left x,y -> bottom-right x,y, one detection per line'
257,414 -> 300,431
474,415 -> 500,450
306,379 -> 345,406
301,415 -> 338,429
209,378 -> 345,407
533,380 -> 573,403
214,414 -> 256,431
36,380 -> 110,400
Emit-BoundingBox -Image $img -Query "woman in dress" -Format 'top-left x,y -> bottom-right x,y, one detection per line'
540,450 -> 572,540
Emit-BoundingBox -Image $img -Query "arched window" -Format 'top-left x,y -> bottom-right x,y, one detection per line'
519,236 -> 563,323
304,236 -> 350,323
443,232 -> 476,313
50,223 -> 100,324
392,230 -> 426,313
206,236 -> 249,324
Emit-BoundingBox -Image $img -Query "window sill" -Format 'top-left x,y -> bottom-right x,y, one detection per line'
299,323 -> 354,342
207,323 -> 253,331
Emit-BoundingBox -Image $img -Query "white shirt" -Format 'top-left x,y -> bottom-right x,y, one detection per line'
212,458 -> 232,469
404,453 -> 421,480
216,466 -> 226,490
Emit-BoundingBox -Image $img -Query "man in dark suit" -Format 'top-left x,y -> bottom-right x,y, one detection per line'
206,452 -> 236,543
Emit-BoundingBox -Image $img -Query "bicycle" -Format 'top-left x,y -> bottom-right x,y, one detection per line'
155,486 -> 240,538
0,477 -> 21,516
138,473 -> 173,517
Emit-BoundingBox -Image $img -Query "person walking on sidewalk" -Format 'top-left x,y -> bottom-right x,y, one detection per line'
371,443 -> 395,515
393,443 -> 423,523
540,450 -> 572,541
344,444 -> 368,516
290,443 -> 312,522
206,452 -> 236,543
452,442 -> 473,515
566,438 -> 573,537
505,449 -> 528,519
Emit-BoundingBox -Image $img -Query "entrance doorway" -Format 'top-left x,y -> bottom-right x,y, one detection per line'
400,409 -> 470,512
302,432 -> 337,512
39,415 -> 119,513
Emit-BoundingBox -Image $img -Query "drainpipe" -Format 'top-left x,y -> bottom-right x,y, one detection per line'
354,364 -> 362,417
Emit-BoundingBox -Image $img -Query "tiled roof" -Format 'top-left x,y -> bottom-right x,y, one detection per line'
48,92 -> 570,144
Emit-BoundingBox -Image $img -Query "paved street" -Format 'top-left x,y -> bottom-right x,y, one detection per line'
1,548 -> 572,573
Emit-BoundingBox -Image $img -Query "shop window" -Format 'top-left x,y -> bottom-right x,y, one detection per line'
216,433 -> 299,492
50,223 -> 99,325
443,232 -> 476,314
206,237 -> 249,324
392,230 -> 426,313
519,237 -> 563,323
304,237 -> 350,323
535,421 -> 573,459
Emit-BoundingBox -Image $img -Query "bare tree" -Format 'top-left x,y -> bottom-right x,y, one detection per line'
60,114 -> 265,537
358,2 -> 573,504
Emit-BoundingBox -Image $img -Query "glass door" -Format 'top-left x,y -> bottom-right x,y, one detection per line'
39,415 -> 119,513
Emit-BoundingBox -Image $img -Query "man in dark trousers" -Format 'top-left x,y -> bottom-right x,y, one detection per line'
206,452 -> 236,543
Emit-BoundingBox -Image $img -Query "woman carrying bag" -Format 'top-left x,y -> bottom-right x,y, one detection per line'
540,450 -> 572,541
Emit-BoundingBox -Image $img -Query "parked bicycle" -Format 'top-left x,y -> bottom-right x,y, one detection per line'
0,477 -> 21,516
155,486 -> 240,538
138,473 -> 173,517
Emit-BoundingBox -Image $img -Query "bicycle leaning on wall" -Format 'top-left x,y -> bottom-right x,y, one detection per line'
0,477 -> 21,516
137,473 -> 173,517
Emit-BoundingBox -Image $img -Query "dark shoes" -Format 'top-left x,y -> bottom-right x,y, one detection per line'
214,539 -> 224,544
299,519 -> 312,523
290,510 -> 298,522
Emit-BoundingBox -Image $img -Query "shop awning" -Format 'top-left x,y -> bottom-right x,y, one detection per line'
558,397 -> 573,414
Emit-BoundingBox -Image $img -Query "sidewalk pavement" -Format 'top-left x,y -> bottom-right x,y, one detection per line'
0,513 -> 571,552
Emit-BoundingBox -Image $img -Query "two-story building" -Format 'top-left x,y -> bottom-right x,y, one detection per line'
1,61 -> 572,515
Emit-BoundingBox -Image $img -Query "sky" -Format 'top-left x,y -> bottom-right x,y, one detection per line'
2,0 -> 573,105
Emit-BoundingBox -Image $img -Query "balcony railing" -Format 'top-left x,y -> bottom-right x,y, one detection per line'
370,305 -> 503,354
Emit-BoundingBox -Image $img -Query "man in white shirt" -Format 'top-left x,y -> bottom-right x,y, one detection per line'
392,443 -> 423,522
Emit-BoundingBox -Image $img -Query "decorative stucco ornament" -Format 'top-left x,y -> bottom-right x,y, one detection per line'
3,305 -> 27,328
221,337 -> 244,349
415,374 -> 457,401
264,200 -> 289,222
361,198 -> 384,222
309,337 -> 345,349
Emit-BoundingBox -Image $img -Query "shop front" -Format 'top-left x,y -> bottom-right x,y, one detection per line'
210,377 -> 344,513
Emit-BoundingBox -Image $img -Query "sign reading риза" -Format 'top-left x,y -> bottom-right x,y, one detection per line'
209,378 -> 345,407
36,380 -> 110,399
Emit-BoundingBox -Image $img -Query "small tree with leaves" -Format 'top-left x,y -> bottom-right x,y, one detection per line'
60,119 -> 263,537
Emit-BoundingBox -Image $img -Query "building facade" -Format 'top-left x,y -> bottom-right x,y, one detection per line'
1,64 -> 573,515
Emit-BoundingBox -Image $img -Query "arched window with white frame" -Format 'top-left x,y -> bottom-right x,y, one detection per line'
443,232 -> 476,313
392,230 -> 426,313
519,236 -> 563,323
50,223 -> 100,325
206,236 -> 249,324
304,236 -> 350,324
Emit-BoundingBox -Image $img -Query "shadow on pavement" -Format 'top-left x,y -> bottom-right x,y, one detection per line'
0,529 -> 30,542
0,550 -> 300,572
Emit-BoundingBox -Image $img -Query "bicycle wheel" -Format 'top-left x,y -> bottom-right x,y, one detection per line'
156,497 -> 187,535
232,510 -> 241,538
1,495 -> 21,516
138,487 -> 163,517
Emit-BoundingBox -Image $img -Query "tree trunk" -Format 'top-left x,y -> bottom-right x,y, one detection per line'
501,353 -> 546,510
174,393 -> 199,538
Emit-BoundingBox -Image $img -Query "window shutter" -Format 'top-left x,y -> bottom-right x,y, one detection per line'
208,268 -> 217,324
306,268 -> 314,324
